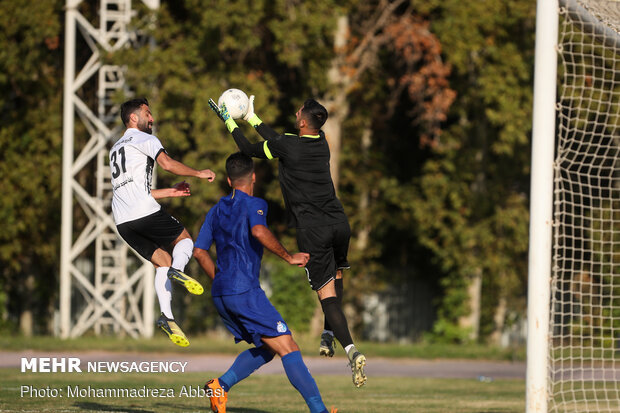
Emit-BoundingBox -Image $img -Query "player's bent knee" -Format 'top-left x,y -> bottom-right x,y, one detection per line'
151,248 -> 172,268
279,338 -> 300,356
261,334 -> 299,357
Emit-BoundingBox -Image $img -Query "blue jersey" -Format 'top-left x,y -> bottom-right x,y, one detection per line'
195,189 -> 268,297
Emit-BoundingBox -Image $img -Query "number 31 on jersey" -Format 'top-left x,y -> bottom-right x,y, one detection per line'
110,147 -> 127,178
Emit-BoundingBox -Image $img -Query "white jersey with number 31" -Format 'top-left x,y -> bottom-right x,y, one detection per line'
109,128 -> 165,225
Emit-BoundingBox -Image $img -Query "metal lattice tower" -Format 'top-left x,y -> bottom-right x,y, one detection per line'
60,0 -> 160,339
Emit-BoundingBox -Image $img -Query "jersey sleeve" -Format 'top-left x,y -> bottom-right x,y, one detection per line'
195,208 -> 215,250
247,198 -> 268,228
231,128 -> 269,159
141,135 -> 166,160
263,135 -> 291,160
255,123 -> 279,141
230,122 -> 290,161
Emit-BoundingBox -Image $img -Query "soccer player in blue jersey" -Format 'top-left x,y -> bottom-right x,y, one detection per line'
193,153 -> 336,413
209,97 -> 366,388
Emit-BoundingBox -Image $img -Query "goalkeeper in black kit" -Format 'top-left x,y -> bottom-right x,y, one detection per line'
209,96 -> 367,388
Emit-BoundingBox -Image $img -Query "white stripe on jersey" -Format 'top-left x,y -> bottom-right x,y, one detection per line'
110,128 -> 165,224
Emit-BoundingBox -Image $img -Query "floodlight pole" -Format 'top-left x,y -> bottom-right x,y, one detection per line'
60,0 -> 80,339
60,0 -> 160,339
526,0 -> 559,412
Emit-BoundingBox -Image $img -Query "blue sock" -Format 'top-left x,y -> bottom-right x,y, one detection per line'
218,347 -> 274,392
281,351 -> 327,413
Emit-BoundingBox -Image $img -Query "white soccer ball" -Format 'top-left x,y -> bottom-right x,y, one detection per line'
217,88 -> 249,120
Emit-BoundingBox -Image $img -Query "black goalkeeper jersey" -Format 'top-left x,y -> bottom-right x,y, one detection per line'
231,122 -> 348,228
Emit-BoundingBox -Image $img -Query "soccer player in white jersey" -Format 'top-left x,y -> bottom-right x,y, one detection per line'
110,97 -> 215,347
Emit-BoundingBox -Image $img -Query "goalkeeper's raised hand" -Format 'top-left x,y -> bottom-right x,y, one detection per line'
208,99 -> 229,122
242,95 -> 262,128
208,99 -> 237,133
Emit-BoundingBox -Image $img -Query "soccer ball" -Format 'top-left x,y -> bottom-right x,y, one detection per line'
217,88 -> 249,120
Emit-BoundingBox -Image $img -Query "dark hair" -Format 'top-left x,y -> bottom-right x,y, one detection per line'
226,152 -> 254,182
120,98 -> 149,126
301,99 -> 328,129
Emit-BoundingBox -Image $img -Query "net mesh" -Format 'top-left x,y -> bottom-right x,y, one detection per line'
549,1 -> 620,412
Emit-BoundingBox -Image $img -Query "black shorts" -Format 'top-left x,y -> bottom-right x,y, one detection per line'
296,221 -> 351,291
116,208 -> 184,261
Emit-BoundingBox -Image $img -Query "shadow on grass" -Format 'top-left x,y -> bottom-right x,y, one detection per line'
74,401 -> 154,412
227,408 -> 271,413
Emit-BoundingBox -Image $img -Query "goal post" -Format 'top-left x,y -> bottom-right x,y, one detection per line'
527,0 -> 559,411
527,1 -> 620,412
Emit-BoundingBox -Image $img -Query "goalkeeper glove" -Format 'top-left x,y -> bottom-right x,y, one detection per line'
208,98 -> 237,133
242,95 -> 262,128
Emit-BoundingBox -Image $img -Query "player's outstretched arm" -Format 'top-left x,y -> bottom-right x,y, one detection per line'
243,95 -> 279,141
251,224 -> 310,267
156,152 -> 215,181
151,181 -> 191,199
193,247 -> 216,280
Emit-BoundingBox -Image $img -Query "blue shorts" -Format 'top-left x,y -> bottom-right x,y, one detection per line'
213,287 -> 291,347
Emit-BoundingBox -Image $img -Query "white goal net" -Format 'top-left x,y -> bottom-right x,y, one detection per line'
549,0 -> 620,412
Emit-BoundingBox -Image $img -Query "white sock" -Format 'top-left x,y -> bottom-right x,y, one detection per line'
171,238 -> 193,272
323,330 -> 334,337
155,267 -> 173,319
345,344 -> 356,356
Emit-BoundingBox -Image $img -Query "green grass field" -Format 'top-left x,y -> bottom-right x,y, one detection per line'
0,333 -> 525,361
0,334 -> 527,411
0,368 -> 525,412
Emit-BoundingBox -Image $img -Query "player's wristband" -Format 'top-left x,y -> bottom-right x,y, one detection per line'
246,113 -> 262,128
225,118 -> 238,133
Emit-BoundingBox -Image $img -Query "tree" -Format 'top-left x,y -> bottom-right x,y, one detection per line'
407,0 -> 536,342
0,0 -> 64,334
322,0 -> 455,333
0,0 -> 538,343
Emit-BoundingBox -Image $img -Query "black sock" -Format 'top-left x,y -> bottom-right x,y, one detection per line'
320,296 -> 353,348
324,278 -> 344,331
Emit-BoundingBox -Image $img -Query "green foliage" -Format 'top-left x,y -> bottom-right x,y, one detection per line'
393,0 -> 537,340
425,319 -> 473,345
0,0 -> 64,332
0,0 -> 541,343
261,255 -> 316,333
332,0 -> 535,342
